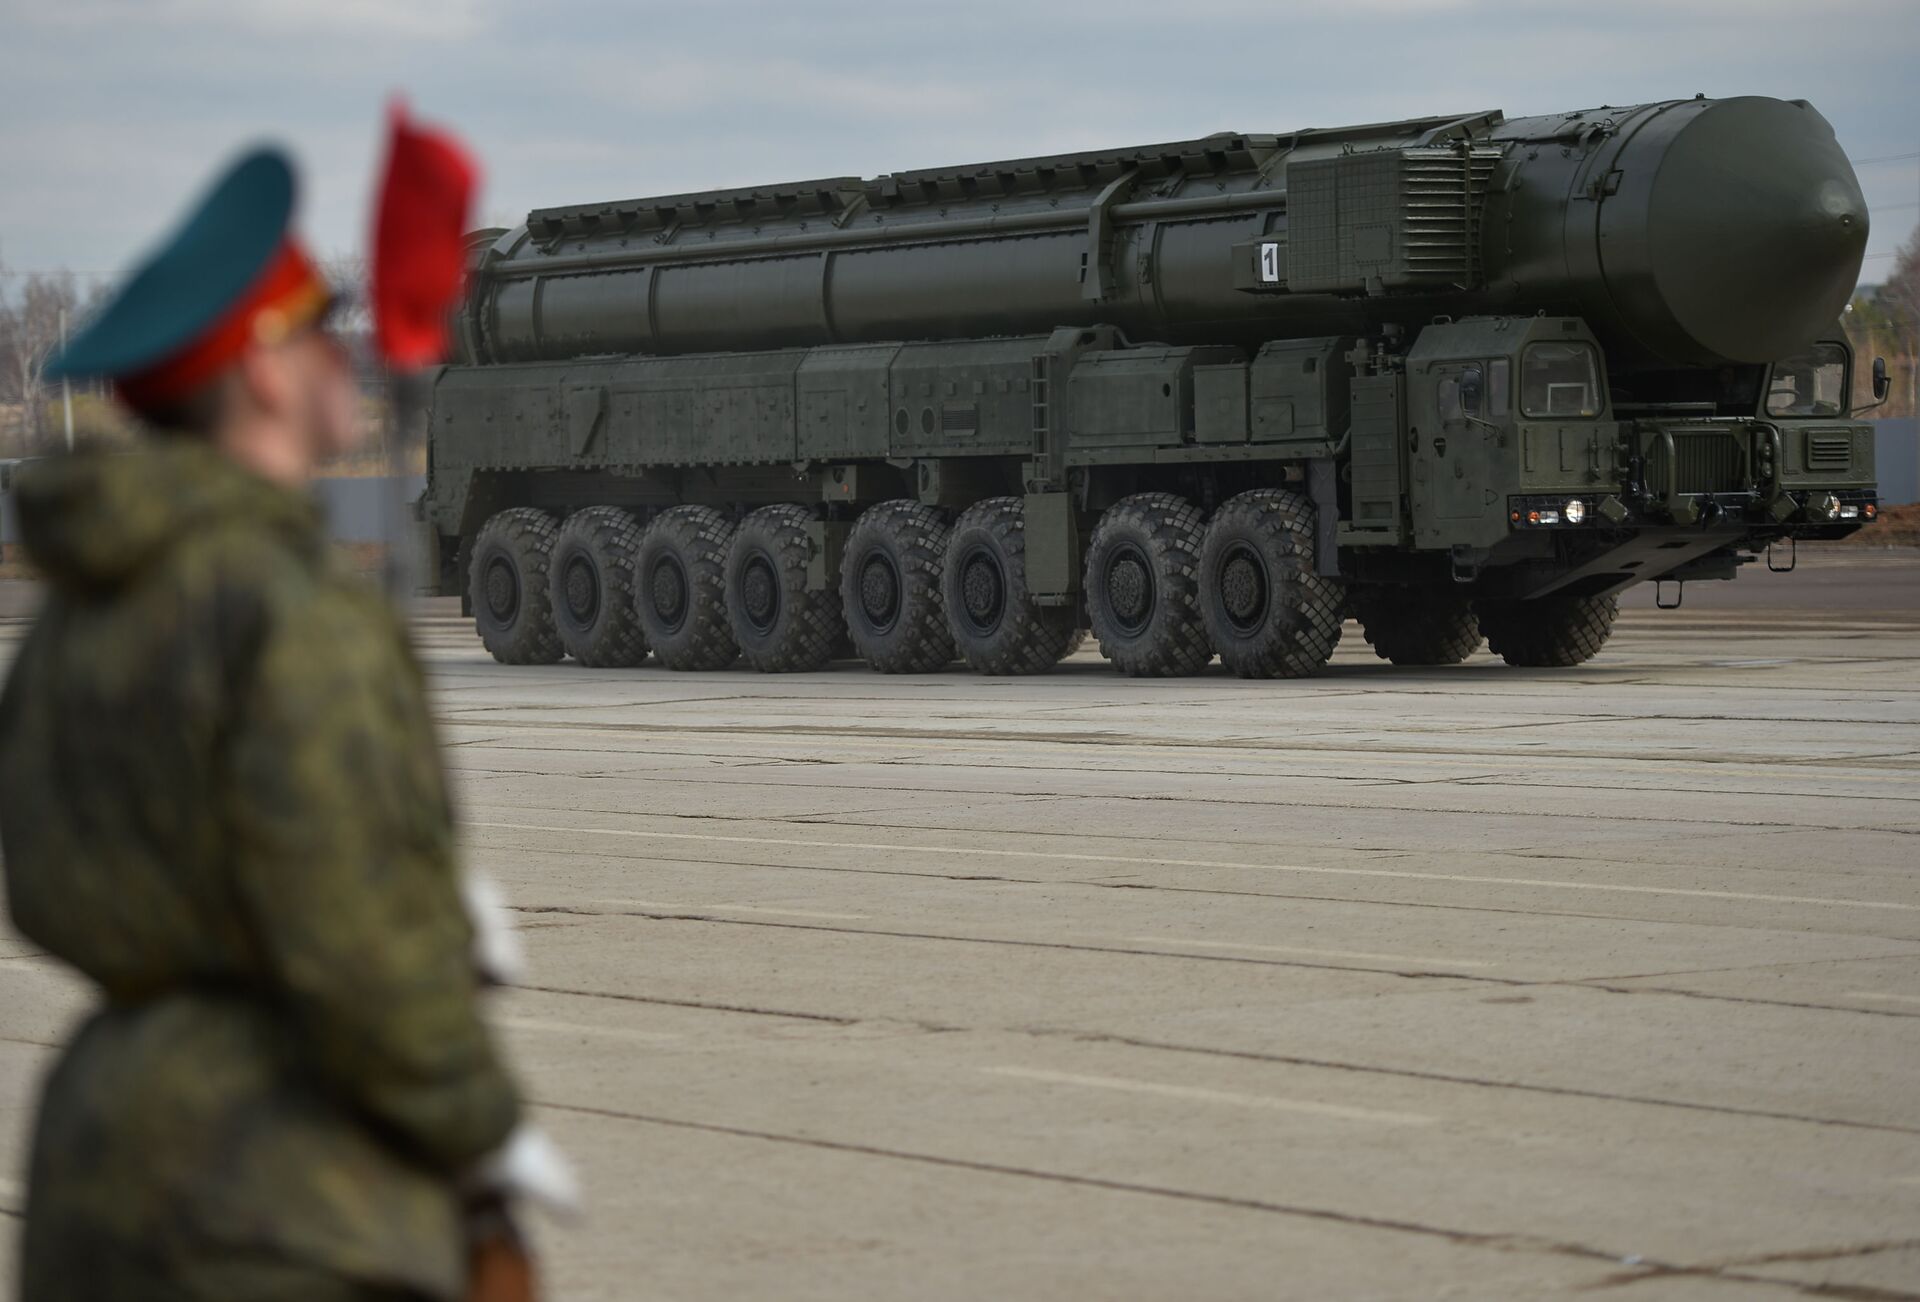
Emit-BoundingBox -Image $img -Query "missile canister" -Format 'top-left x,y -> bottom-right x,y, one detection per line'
458,97 -> 1865,371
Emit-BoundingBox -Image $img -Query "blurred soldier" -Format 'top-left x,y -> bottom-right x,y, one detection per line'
0,147 -> 540,1301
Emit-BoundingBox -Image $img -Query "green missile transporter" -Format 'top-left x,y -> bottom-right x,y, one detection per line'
425,95 -> 1882,676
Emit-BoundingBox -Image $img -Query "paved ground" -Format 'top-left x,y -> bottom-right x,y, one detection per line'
2,552 -> 1919,1299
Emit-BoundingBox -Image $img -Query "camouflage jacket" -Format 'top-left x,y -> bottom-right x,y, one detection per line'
0,443 -> 520,1299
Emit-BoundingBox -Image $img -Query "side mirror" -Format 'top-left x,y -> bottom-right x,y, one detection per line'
1873,356 -> 1890,403
1458,367 -> 1484,417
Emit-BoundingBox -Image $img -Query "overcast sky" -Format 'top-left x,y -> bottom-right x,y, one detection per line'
2,0 -> 1915,291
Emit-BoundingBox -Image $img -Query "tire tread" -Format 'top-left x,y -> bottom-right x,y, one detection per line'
727,503 -> 844,673
636,505 -> 739,671
842,500 -> 956,673
1477,592 -> 1619,667
944,497 -> 1075,675
469,507 -> 564,665
1086,491 -> 1212,677
552,506 -> 650,667
1199,489 -> 1344,679
1350,586 -> 1482,666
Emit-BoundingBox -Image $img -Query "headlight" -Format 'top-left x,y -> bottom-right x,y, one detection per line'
1563,498 -> 1587,525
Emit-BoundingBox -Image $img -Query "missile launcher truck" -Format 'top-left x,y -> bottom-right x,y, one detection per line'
424,95 -> 1882,677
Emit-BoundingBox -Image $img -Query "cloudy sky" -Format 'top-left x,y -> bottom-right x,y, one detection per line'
1,0 -> 1914,291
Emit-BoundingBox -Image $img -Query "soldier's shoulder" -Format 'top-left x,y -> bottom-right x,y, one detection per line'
163,508 -> 397,665
164,511 -> 322,619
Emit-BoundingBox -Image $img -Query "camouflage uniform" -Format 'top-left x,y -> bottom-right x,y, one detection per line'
0,442 -> 521,1301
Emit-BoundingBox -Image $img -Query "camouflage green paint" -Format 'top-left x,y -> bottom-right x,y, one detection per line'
0,443 -> 519,1301
423,95 -> 1879,617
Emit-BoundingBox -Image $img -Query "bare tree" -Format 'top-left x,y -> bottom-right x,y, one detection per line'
320,251 -> 371,338
1882,227 -> 1920,418
1845,224 -> 1920,417
0,265 -> 88,452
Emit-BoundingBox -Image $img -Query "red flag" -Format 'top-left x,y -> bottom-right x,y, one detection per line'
371,98 -> 480,369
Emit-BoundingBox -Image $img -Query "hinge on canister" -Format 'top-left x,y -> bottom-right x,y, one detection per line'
1080,171 -> 1139,303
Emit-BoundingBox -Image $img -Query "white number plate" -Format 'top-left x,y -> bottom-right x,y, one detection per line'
1258,241 -> 1282,285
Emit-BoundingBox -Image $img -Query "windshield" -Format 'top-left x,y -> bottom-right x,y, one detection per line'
1608,365 -> 1765,417
1521,343 -> 1603,419
1766,342 -> 1848,418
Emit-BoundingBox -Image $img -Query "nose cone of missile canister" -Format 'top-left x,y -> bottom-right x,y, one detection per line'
1599,97 -> 1868,366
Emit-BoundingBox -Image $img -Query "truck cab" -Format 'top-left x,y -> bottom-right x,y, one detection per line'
1761,337 -> 1877,521
1403,317 -> 1616,555
1387,316 -> 1879,602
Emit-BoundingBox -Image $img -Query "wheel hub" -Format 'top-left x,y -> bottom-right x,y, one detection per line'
859,553 -> 901,632
741,555 -> 780,632
1219,545 -> 1268,632
649,556 -> 687,630
1104,545 -> 1153,636
484,557 -> 519,624
563,556 -> 599,625
958,547 -> 1005,634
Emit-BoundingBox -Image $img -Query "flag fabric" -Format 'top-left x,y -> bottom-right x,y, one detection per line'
371,99 -> 479,369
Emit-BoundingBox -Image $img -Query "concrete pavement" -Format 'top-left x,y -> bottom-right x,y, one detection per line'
2,554 -> 1918,1298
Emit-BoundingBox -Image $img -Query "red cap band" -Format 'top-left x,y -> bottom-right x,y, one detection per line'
117,239 -> 330,412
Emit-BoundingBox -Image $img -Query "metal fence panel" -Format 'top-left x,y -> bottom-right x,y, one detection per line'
1874,418 -> 1918,508
312,475 -> 428,543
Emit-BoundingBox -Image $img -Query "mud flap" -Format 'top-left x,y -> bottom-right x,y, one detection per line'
1024,491 -> 1080,607
1308,458 -> 1340,578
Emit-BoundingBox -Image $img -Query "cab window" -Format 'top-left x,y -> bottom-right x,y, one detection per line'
1520,343 -> 1602,419
1438,367 -> 1479,423
1766,342 -> 1848,418
1437,361 -> 1511,423
1488,358 -> 1511,417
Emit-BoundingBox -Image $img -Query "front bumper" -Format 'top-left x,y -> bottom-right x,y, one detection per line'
1508,489 -> 1880,532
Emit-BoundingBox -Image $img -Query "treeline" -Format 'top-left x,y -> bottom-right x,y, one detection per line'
0,269 -> 125,455
0,254 -> 377,458
1849,226 -> 1920,418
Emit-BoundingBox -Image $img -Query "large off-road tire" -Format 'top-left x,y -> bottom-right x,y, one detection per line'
549,507 -> 650,667
943,497 -> 1077,675
469,507 -> 565,665
1085,492 -> 1212,677
841,500 -> 955,673
1350,585 -> 1482,666
1477,592 -> 1619,668
634,505 -> 738,671
1059,628 -> 1090,660
725,504 -> 845,673
1197,489 -> 1344,679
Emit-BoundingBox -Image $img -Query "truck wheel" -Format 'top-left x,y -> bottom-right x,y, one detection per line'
635,506 -> 739,671
549,507 -> 650,667
725,504 -> 844,673
1085,492 -> 1212,677
841,501 -> 955,673
1060,628 -> 1090,660
1350,586 -> 1482,666
469,508 -> 565,665
1477,592 -> 1619,667
943,497 -> 1076,675
1198,489 -> 1344,678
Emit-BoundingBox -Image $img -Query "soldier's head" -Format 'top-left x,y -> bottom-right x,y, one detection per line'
129,283 -> 364,479
47,148 -> 366,482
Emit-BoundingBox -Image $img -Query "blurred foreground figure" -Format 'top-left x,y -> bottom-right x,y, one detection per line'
0,146 -> 540,1301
